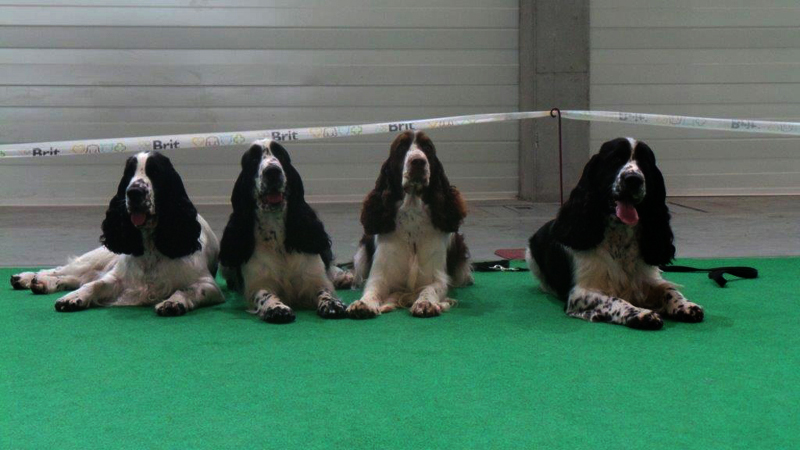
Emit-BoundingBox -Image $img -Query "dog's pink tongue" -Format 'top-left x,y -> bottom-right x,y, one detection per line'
266,193 -> 283,204
130,212 -> 147,226
615,201 -> 639,226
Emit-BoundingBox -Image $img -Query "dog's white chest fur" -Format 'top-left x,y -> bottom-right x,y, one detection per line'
241,210 -> 331,307
373,195 -> 450,292
572,220 -> 657,302
395,196 -> 438,246
113,215 -> 218,306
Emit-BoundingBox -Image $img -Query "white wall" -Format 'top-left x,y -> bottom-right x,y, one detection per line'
0,0 -> 519,206
590,0 -> 800,195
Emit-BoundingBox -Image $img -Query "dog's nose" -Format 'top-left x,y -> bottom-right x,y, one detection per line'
410,158 -> 426,170
126,186 -> 146,204
264,165 -> 282,178
622,173 -> 644,191
263,165 -> 284,187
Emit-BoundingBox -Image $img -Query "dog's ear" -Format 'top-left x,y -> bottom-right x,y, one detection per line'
635,142 -> 675,265
284,199 -> 334,266
418,133 -> 466,233
270,142 -> 334,262
101,156 -> 144,256
552,152 -> 608,250
219,144 -> 261,267
269,141 -> 305,200
147,153 -> 202,259
361,133 -> 408,235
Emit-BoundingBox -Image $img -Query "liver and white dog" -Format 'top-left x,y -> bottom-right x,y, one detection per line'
348,131 -> 472,319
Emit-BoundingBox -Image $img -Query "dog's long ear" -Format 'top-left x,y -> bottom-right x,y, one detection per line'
361,132 -> 408,235
269,142 -> 334,260
419,133 -> 466,233
552,152 -> 608,250
284,197 -> 334,264
219,144 -> 261,267
147,153 -> 202,258
101,156 -> 144,256
635,142 -> 675,266
269,141 -> 304,199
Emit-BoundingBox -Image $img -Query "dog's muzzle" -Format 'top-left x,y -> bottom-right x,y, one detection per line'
259,165 -> 285,209
616,172 -> 646,203
126,181 -> 154,228
404,157 -> 429,191
612,172 -> 645,227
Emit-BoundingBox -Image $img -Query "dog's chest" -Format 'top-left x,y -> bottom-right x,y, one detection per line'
599,222 -> 640,272
129,240 -> 177,282
116,252 -> 186,305
255,212 -> 286,252
243,211 -> 328,304
249,213 -> 292,275
574,221 -> 645,299
395,197 -> 437,247
244,245 -> 327,307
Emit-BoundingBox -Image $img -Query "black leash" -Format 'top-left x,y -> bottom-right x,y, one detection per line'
474,260 -> 759,287
343,259 -> 758,287
660,265 -> 758,287
338,260 -> 529,272
472,260 -> 529,272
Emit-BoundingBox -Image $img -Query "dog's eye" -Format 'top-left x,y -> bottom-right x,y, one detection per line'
613,152 -> 629,166
636,151 -> 655,166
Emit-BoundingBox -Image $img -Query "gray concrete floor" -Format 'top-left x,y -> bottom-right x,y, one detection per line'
1,197 -> 798,267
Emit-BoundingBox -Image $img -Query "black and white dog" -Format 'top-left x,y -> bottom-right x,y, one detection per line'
527,138 -> 704,330
10,152 -> 224,315
219,140 -> 351,324
348,131 -> 472,319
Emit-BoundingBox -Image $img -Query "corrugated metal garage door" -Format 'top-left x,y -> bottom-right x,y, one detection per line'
590,0 -> 800,195
0,0 -> 519,206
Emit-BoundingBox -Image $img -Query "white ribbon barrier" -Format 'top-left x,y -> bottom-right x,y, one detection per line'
560,110 -> 800,136
2,109 -> 800,160
0,111 -> 552,159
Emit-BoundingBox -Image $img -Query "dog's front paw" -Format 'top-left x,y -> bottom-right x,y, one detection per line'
626,311 -> 663,330
317,299 -> 347,319
54,294 -> 88,313
155,300 -> 187,317
262,305 -> 296,324
333,271 -> 355,290
410,299 -> 442,318
347,299 -> 380,320
30,276 -> 57,295
10,272 -> 34,290
670,303 -> 704,323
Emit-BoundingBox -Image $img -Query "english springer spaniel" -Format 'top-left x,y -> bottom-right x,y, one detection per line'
527,137 -> 704,330
348,131 -> 472,319
219,140 -> 351,324
10,152 -> 224,316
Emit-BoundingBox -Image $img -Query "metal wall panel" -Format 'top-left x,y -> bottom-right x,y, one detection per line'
0,1 -> 519,205
590,0 -> 800,195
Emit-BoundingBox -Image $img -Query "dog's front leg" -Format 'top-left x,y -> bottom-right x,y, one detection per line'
316,288 -> 347,319
658,284 -> 704,323
327,265 -> 354,290
30,274 -> 81,295
252,289 -> 295,324
567,287 -> 664,330
347,277 -> 386,320
54,276 -> 120,312
12,268 -> 80,294
155,277 -> 225,317
410,272 -> 452,318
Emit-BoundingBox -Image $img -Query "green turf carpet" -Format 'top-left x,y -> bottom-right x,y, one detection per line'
2,257 -> 799,449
